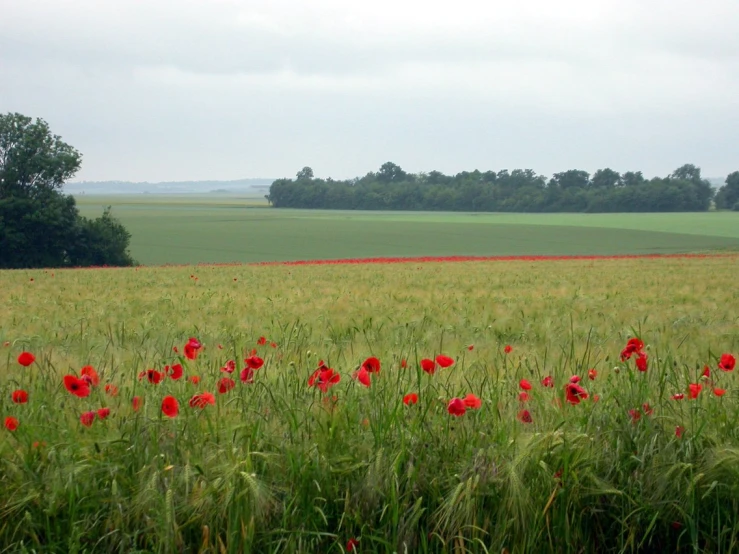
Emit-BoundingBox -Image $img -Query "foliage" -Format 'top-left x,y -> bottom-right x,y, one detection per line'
0,112 -> 135,268
268,163 -> 720,212
715,171 -> 739,210
1,256 -> 738,552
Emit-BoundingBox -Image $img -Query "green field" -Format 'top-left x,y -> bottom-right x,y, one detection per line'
75,195 -> 739,265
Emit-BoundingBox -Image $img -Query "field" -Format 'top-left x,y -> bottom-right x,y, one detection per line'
2,254 -> 739,553
75,195 -> 739,265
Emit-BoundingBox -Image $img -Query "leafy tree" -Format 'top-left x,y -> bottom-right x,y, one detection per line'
0,112 -> 135,268
715,171 -> 739,210
377,162 -> 407,183
296,167 -> 314,180
549,170 -> 590,190
591,168 -> 621,189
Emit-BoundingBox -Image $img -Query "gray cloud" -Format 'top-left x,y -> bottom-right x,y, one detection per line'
1,0 -> 737,181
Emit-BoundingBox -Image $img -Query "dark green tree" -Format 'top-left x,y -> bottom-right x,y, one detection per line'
715,171 -> 739,210
296,166 -> 314,180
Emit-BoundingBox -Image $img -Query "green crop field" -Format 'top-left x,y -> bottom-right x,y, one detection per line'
2,255 -> 739,552
75,195 -> 739,265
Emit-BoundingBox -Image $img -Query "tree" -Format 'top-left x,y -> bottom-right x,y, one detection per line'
377,162 -> 407,183
0,112 -> 135,268
591,168 -> 621,189
549,170 -> 590,190
296,166 -> 314,180
715,171 -> 739,210
670,164 -> 702,183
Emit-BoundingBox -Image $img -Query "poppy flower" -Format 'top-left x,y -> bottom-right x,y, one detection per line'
504,345 -> 512,354
518,392 -> 530,402
218,377 -> 236,394
11,390 -> 28,404
104,384 -> 119,397
184,337 -> 202,360
517,409 -> 532,423
519,379 -> 532,390
144,369 -> 164,385
447,397 -> 466,416
63,375 -> 91,398
541,376 -> 554,388
189,375 -> 201,385
172,346 -> 179,353
401,358 -> 408,369
420,358 -> 436,374
161,396 -> 179,418
435,355 -> 454,368
189,392 -> 216,408
569,375 -> 581,383
620,337 -> 645,361
354,367 -> 371,387
4,416 -> 18,431
132,396 -> 143,411
270,342 -> 277,348
240,367 -> 255,384
96,407 -> 111,420
217,344 -> 223,349
629,409 -> 641,423
463,393 -> 482,409
689,383 -> 702,399
701,366 -> 710,379
565,383 -> 589,405
346,538 -> 359,552
17,352 -> 35,367
467,345 -> 474,351
713,388 -> 726,397
257,336 -> 267,346
635,352 -> 648,372
221,360 -> 236,374
78,365 -> 100,386
588,369 -> 597,380
675,426 -> 685,438
642,403 -> 653,416
168,363 -> 183,380
245,355 -> 264,370
719,353 -> 736,372
361,356 -> 381,373
403,393 -> 418,405
672,393 -> 685,400
308,368 -> 341,393
80,411 -> 96,427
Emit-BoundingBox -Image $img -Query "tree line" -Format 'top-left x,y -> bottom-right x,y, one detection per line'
268,163 -> 739,212
1,113 -> 135,269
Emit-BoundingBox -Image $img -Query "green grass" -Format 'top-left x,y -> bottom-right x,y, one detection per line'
75,195 -> 739,265
1,256 -> 739,552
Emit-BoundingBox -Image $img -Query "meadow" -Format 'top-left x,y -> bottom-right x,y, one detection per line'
2,254 -> 739,553
75,195 -> 739,265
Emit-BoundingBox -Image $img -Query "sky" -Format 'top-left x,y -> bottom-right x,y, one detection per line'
1,0 -> 738,182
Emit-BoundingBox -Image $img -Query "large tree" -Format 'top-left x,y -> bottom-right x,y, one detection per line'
715,171 -> 739,210
0,112 -> 135,268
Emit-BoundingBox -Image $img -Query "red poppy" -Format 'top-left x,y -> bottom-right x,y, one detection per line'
221,360 -> 236,373
569,375 -> 581,383
675,426 -> 685,438
172,346 -> 179,353
463,393 -> 482,409
218,377 -> 236,394
701,365 -> 711,379
11,390 -> 28,404
504,345 -> 512,354
240,367 -> 255,384
63,375 -> 91,398
257,336 -> 267,346
189,392 -> 216,408
361,356 -> 381,373
169,363 -> 184,380
17,352 -> 35,367
519,379 -> 532,390
447,397 -> 466,416
467,345 -> 474,351
97,407 -> 110,420
4,416 -> 18,431
403,393 -> 418,405
189,375 -> 201,385
420,358 -> 436,374
245,355 -> 264,370
517,409 -> 532,423
620,337 -> 645,361
672,393 -> 685,400
132,396 -> 143,411
628,408 -> 641,423
588,369 -> 597,380
565,383 -> 589,405
635,352 -> 648,372
270,342 -> 277,348
79,365 -> 100,386
217,344 -> 223,349
104,384 -> 119,397
518,392 -> 530,402
642,403 -> 654,416
541,376 -> 554,388
346,538 -> 359,552
184,337 -> 202,360
435,355 -> 454,368
161,396 -> 179,418
713,387 -> 726,397
308,368 -> 341,393
689,383 -> 702,399
354,367 -> 371,387
144,369 -> 164,384
719,353 -> 736,372
400,358 -> 408,369
80,411 -> 96,427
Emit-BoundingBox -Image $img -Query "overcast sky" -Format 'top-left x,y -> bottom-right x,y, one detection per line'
1,0 -> 737,182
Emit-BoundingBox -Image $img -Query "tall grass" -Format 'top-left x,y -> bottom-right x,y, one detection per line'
1,256 -> 738,553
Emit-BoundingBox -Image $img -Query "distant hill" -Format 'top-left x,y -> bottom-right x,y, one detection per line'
65,178 -> 275,194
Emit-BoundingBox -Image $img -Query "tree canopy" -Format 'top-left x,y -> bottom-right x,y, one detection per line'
267,163 -> 720,213
0,112 -> 135,268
